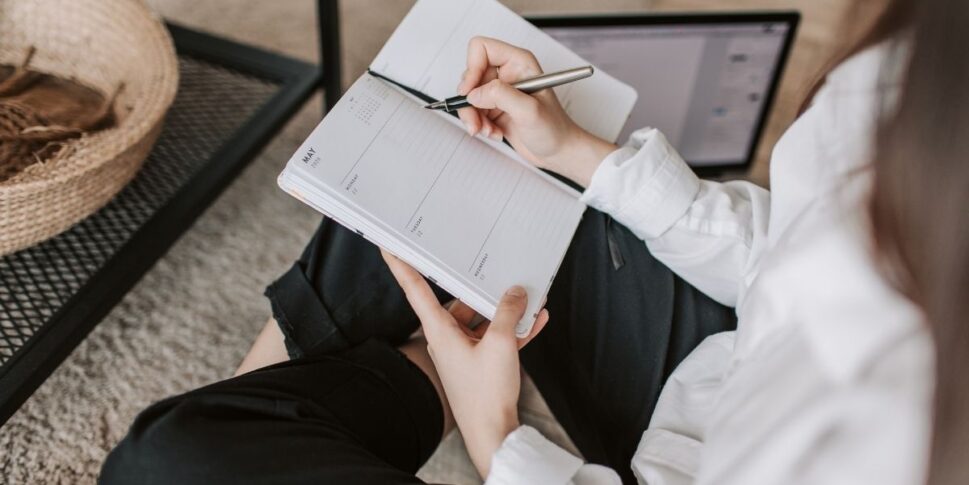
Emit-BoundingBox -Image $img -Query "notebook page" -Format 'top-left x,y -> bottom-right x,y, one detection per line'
279,170 -> 497,317
280,74 -> 585,335
370,0 -> 637,142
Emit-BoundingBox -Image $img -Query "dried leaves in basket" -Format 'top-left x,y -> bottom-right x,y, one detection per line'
0,47 -> 121,182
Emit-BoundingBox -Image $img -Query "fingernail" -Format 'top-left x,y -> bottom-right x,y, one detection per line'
490,131 -> 502,141
481,124 -> 491,137
467,88 -> 480,104
506,286 -> 526,298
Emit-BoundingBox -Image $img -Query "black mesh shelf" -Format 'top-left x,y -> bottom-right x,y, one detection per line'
0,23 -> 321,424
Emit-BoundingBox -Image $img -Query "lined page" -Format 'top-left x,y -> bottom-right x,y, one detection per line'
370,0 -> 637,142
282,74 -> 585,334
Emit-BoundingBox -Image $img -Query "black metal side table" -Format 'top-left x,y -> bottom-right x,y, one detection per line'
0,0 -> 344,426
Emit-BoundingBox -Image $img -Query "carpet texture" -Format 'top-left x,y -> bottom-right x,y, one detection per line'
0,0 -> 858,483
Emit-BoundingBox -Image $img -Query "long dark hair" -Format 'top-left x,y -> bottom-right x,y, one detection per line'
841,0 -> 969,483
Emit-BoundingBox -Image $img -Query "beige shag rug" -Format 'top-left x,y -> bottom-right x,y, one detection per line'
0,0 -> 852,482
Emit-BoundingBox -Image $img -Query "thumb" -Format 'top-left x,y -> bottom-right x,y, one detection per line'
467,79 -> 540,122
486,285 -> 528,342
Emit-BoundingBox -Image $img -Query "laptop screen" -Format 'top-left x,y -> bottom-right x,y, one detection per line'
539,18 -> 795,168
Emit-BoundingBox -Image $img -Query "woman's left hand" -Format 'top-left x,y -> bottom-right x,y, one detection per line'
381,250 -> 549,478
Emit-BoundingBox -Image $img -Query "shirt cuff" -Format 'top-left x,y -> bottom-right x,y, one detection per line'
580,128 -> 700,240
485,425 -> 584,485
632,428 -> 703,484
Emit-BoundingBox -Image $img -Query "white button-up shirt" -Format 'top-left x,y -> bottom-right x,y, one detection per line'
486,42 -> 933,485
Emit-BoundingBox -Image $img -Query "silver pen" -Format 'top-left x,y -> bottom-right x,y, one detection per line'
424,65 -> 594,112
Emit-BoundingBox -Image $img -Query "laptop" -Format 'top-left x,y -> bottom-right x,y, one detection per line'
529,12 -> 799,174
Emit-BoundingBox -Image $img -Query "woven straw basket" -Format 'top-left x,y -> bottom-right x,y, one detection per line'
0,0 -> 178,255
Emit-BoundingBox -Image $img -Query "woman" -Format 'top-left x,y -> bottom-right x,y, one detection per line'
101,0 -> 967,483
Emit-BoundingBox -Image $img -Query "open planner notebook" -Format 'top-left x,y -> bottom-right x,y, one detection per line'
279,0 -> 637,336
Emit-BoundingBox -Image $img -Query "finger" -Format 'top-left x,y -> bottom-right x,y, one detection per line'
484,108 -> 506,134
469,320 -> 490,340
490,125 -> 504,141
460,108 -> 502,140
517,308 -> 549,349
447,299 -> 478,325
485,285 -> 529,344
457,106 -> 481,136
487,122 -> 503,140
463,36 -> 541,93
381,251 -> 461,341
479,117 -> 494,138
467,79 -> 541,122
491,110 -> 512,133
381,252 -> 443,318
479,117 -> 503,140
446,299 -> 487,340
458,69 -> 472,96
483,110 -> 505,140
466,65 -> 499,93
457,65 -> 498,136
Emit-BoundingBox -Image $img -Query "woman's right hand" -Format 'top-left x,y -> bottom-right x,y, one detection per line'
457,36 -> 617,188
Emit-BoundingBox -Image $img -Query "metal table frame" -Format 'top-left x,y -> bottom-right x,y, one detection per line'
0,0 -> 344,425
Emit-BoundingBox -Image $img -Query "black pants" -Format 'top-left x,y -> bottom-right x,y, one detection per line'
101,210 -> 735,484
